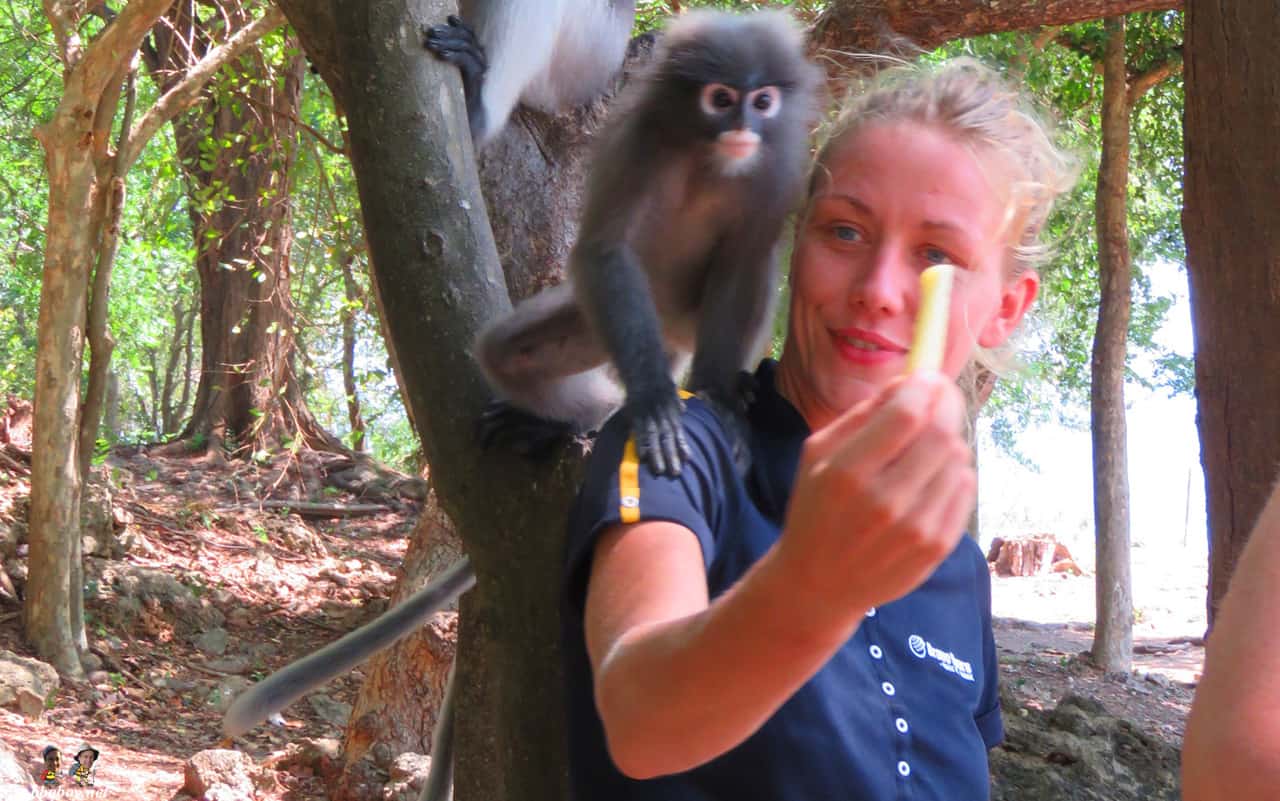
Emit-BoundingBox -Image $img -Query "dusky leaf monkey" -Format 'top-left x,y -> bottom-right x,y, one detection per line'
424,0 -> 639,147
473,9 -> 823,477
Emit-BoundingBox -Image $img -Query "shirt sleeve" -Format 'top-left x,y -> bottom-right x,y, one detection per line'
562,399 -> 735,615
972,546 -> 1005,749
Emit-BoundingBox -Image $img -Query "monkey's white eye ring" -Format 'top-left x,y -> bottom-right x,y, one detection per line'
700,83 -> 739,115
748,87 -> 782,118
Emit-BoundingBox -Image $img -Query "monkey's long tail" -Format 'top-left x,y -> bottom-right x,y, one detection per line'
222,557 -> 477,738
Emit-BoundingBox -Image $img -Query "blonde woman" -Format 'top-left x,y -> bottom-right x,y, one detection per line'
560,58 -> 1076,800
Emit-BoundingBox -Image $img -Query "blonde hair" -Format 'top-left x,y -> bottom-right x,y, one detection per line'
805,57 -> 1078,378
810,57 -> 1078,279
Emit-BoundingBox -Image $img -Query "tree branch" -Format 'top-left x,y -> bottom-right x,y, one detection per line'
1127,52 -> 1183,104
813,0 -> 1182,56
122,5 -> 286,169
69,0 -> 173,102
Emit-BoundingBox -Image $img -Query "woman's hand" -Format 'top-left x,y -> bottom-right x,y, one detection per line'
777,371 -> 976,630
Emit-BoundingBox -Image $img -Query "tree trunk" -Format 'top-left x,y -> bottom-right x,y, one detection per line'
333,491 -> 464,800
28,116 -> 96,678
28,0 -> 284,676
148,3 -> 337,457
1184,1 -> 1280,628
340,256 -> 368,452
1089,16 -> 1134,674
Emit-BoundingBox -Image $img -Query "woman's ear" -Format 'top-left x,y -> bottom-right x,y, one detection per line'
978,269 -> 1039,348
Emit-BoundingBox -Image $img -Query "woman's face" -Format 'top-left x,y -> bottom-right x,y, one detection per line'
776,120 -> 1039,430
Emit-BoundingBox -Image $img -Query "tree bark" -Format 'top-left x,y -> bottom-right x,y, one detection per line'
812,0 -> 1181,56
146,3 -> 333,457
28,0 -> 286,676
28,0 -> 175,678
334,491 -> 464,800
340,255 -> 368,452
1184,1 -> 1280,628
1090,16 -> 1134,674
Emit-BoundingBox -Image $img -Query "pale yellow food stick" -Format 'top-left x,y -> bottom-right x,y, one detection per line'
905,264 -> 955,373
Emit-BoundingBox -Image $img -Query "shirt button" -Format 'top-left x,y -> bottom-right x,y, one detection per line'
866,607 -> 877,617
898,760 -> 911,777
869,645 -> 883,659
895,717 -> 909,734
881,681 -> 895,696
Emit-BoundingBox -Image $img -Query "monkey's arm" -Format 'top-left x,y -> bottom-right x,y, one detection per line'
686,228 -> 784,469
423,16 -> 489,143
574,238 -> 691,477
222,557 -> 476,738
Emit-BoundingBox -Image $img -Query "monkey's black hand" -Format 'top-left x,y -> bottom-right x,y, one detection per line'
625,386 -> 691,478
423,16 -> 488,138
476,400 -> 574,460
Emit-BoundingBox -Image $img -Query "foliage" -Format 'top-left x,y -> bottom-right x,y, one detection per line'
929,12 -> 1188,456
0,2 -> 1186,473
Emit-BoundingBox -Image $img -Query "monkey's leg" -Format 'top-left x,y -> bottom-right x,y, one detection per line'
423,16 -> 488,142
474,283 -> 620,455
222,557 -> 476,738
418,659 -> 458,801
688,237 -> 783,474
575,242 -> 691,477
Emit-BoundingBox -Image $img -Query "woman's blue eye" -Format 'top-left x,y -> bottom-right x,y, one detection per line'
923,247 -> 950,264
833,225 -> 860,242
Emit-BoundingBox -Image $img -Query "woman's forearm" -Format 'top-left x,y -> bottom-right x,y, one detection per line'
1183,483 -> 1280,801
594,546 -> 864,779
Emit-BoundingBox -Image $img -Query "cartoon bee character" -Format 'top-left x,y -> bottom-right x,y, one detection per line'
40,745 -> 60,787
68,744 -> 99,787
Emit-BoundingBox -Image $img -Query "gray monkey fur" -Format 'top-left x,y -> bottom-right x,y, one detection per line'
474,9 -> 823,476
459,0 -> 637,145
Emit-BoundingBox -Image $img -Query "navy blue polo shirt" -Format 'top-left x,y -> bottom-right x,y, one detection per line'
561,359 -> 1003,800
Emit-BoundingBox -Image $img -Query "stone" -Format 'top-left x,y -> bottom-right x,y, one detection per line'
0,651 -> 58,717
183,750 -> 263,801
990,692 -> 1180,800
0,738 -> 34,801
382,752 -> 435,801
207,677 -> 252,712
308,693 -> 353,729
194,628 -> 230,656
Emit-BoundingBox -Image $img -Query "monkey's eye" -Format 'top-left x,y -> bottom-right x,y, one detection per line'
700,83 -> 739,115
748,87 -> 782,118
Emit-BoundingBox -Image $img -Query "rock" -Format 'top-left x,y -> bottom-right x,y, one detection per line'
80,651 -> 103,671
0,651 -> 58,718
207,677 -> 252,712
0,518 -> 18,559
308,693 -> 353,729
109,566 -> 223,631
80,476 -> 116,557
382,753 -> 434,801
183,750 -> 271,801
990,692 -> 1180,800
205,656 -> 252,675
0,738 -> 35,801
87,671 -> 112,688
194,627 -> 230,656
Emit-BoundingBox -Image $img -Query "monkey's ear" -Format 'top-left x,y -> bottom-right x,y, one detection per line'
977,269 -> 1039,348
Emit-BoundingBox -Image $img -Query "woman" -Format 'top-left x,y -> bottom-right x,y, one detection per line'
560,57 -> 1076,800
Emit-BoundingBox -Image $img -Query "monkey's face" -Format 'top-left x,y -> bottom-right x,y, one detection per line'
778,120 -> 1039,428
696,81 -> 783,175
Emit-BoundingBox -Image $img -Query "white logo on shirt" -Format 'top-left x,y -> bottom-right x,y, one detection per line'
907,634 -> 974,682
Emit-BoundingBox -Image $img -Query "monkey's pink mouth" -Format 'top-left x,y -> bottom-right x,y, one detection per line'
716,131 -> 761,161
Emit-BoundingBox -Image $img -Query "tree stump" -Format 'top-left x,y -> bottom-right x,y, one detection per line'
987,535 -> 1082,577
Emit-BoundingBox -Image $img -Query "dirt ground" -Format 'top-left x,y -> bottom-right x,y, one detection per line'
0,449 -> 1206,799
